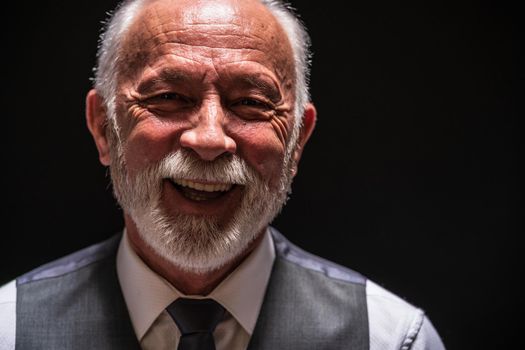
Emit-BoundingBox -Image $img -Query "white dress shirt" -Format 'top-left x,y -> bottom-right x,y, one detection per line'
0,229 -> 445,349
117,229 -> 275,350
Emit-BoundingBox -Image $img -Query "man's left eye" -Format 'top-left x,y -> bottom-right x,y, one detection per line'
234,98 -> 269,109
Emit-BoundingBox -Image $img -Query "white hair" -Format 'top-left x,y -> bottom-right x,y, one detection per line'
93,0 -> 312,154
259,0 -> 312,152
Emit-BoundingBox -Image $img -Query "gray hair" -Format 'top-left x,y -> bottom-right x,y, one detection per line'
93,0 -> 311,152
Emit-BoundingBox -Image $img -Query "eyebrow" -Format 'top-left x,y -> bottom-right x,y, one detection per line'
136,68 -> 190,94
233,75 -> 282,102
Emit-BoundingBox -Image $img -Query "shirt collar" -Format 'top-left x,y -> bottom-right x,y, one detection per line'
117,228 -> 275,340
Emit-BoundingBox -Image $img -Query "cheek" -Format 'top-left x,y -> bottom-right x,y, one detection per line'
122,119 -> 184,174
231,124 -> 287,186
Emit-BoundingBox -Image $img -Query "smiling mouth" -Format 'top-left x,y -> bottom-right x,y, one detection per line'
168,178 -> 236,201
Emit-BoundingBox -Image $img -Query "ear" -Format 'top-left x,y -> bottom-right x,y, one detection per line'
291,102 -> 317,177
86,89 -> 111,166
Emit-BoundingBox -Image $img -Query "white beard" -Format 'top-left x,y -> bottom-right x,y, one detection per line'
109,147 -> 293,274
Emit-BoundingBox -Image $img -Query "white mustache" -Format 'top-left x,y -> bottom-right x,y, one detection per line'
155,150 -> 258,185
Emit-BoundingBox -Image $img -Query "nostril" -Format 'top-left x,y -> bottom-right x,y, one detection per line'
224,136 -> 237,154
180,128 -> 236,161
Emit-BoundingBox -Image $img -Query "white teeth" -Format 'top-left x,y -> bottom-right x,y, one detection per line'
174,179 -> 233,192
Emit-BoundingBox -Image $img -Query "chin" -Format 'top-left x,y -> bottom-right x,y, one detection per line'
131,202 -> 269,274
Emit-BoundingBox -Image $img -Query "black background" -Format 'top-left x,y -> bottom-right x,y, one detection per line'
1,1 -> 521,348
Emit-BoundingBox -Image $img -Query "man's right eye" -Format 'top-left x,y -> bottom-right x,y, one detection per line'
157,93 -> 182,100
143,92 -> 194,113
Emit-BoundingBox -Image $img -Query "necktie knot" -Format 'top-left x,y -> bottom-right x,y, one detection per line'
166,298 -> 225,350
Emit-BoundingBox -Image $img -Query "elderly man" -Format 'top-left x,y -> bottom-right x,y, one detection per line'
0,0 -> 445,349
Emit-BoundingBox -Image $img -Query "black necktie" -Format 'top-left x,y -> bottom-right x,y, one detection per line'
166,298 -> 226,350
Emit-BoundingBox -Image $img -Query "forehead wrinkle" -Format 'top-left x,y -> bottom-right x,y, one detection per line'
194,43 -> 264,53
130,0 -> 285,51
148,32 -> 268,52
118,0 -> 295,94
143,17 -> 268,48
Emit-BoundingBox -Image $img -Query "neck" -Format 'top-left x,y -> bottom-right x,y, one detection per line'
124,215 -> 265,296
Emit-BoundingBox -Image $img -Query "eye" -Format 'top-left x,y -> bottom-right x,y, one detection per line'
238,98 -> 266,107
230,97 -> 273,121
156,93 -> 187,101
143,92 -> 194,113
232,98 -> 271,110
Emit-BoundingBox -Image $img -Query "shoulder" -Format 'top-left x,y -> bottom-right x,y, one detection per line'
0,234 -> 121,300
14,233 -> 123,322
17,233 -> 121,286
269,227 -> 445,349
270,227 -> 366,285
0,280 -> 16,350
9,234 -> 138,349
367,281 -> 445,349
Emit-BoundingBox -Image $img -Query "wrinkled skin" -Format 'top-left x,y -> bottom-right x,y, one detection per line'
86,0 -> 316,294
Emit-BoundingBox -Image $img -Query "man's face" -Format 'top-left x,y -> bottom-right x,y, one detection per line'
96,0 -> 310,272
115,0 -> 296,218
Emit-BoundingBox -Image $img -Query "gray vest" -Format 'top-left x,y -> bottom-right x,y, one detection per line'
16,228 -> 369,349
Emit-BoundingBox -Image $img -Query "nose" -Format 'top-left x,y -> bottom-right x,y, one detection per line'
179,98 -> 236,161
